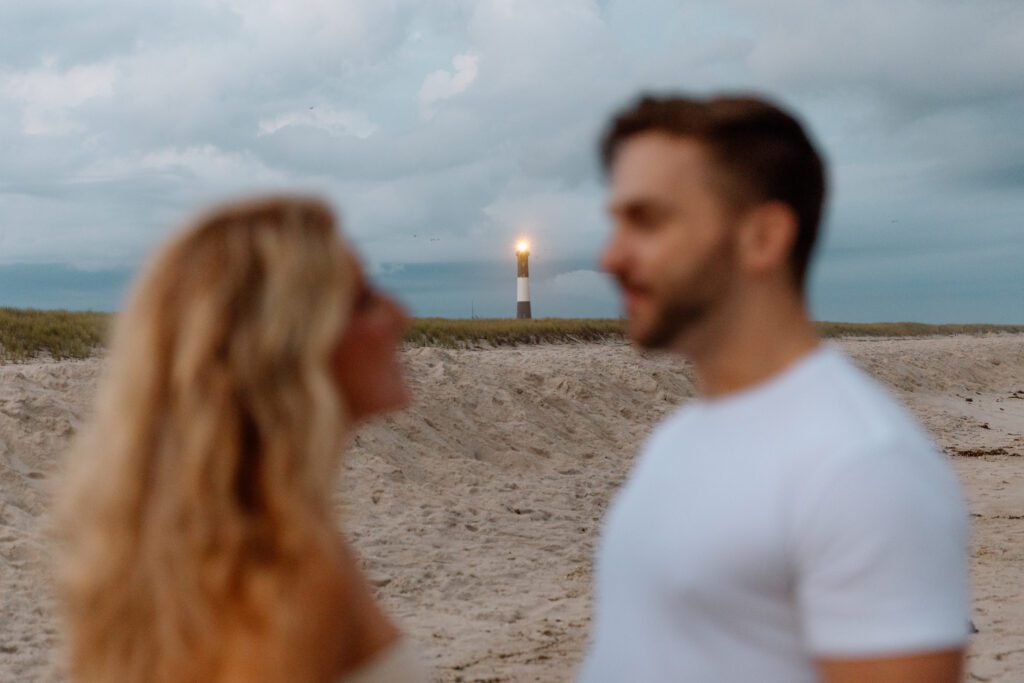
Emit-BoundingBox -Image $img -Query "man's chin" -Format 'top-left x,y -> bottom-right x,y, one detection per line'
626,318 -> 676,351
629,309 -> 702,350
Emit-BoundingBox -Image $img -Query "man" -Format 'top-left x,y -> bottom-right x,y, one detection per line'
578,95 -> 970,683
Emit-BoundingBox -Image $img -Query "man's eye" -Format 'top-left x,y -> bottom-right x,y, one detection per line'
627,206 -> 665,228
634,212 -> 664,230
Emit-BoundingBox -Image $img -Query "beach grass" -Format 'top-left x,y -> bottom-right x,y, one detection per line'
1,308 -> 1023,360
0,307 -> 111,361
816,321 -> 1024,338
406,318 -> 626,347
410,319 -> 1024,347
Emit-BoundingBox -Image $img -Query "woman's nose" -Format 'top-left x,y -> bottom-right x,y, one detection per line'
388,296 -> 412,334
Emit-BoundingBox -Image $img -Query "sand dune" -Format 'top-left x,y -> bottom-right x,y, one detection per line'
1,336 -> 1022,681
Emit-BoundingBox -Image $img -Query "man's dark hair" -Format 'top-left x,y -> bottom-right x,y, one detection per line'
601,94 -> 827,290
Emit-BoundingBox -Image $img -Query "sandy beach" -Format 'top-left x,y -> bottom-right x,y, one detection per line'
2,335 -> 1022,682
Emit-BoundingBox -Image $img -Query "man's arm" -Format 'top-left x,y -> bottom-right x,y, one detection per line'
794,436 -> 971,676
818,649 -> 964,683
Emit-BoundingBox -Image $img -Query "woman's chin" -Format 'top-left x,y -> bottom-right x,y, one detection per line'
352,386 -> 412,423
390,384 -> 413,412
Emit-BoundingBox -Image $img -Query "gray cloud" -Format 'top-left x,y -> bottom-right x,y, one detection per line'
734,0 -> 1024,104
0,0 -> 1020,321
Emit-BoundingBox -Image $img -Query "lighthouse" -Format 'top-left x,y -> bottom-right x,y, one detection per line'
515,240 -> 532,319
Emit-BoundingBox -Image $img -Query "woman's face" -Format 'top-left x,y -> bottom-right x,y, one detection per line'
332,254 -> 412,422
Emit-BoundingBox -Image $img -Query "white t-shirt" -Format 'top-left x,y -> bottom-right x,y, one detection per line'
578,345 -> 970,683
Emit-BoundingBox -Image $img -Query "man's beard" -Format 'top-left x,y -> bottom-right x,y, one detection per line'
628,235 -> 736,351
635,296 -> 713,349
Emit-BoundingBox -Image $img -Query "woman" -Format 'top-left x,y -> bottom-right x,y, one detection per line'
56,197 -> 427,683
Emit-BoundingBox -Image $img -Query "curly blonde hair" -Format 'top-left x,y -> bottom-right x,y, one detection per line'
57,196 -> 356,683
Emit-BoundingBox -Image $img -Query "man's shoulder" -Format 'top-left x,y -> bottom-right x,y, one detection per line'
790,351 -> 961,511
792,347 -> 931,450
645,402 -> 701,447
638,347 -> 939,466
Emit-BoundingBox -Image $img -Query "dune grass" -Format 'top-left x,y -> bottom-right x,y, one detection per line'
406,318 -> 626,347
411,319 -> 1024,347
0,307 -> 111,361
1,308 -> 1022,360
817,321 -> 1024,338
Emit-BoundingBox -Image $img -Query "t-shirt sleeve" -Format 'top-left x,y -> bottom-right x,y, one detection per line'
792,434 -> 971,657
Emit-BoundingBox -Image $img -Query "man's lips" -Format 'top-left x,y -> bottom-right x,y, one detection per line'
622,286 -> 651,314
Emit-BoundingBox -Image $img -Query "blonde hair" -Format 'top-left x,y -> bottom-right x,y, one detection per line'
57,196 -> 355,683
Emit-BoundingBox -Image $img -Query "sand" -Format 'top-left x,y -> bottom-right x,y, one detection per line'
1,336 -> 1022,682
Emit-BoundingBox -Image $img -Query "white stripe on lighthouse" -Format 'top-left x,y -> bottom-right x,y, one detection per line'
517,276 -> 530,302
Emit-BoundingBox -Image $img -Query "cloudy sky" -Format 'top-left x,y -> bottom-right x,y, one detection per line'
1,0 -> 1021,321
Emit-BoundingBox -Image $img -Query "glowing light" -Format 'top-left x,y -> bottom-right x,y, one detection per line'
516,240 -> 530,253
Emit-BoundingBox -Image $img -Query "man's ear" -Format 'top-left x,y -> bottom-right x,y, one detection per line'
737,201 -> 798,277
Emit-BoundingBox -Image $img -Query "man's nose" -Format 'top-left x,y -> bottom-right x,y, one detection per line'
599,230 -> 626,277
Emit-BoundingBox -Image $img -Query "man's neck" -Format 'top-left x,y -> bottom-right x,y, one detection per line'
682,289 -> 820,399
